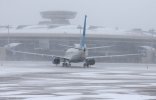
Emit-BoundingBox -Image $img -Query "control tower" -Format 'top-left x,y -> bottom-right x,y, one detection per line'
39,11 -> 77,26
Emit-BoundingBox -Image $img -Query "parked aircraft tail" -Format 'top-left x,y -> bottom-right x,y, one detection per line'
80,15 -> 87,49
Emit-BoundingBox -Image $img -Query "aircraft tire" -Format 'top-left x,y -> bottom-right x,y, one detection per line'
83,63 -> 89,68
62,63 -> 66,67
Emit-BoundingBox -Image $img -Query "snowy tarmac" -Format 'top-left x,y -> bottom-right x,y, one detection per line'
0,61 -> 156,100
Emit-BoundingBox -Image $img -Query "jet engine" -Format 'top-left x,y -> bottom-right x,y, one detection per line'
86,58 -> 95,65
52,57 -> 60,64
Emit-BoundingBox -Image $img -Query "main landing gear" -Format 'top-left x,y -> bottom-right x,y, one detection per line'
62,62 -> 71,67
83,59 -> 95,68
62,58 -> 71,67
83,62 -> 89,68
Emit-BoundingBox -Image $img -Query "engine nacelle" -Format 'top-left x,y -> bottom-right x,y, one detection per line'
86,58 -> 95,65
52,57 -> 60,64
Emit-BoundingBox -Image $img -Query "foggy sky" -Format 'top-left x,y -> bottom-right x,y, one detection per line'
0,0 -> 156,30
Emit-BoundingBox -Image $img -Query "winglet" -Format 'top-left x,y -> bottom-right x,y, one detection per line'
80,15 -> 87,49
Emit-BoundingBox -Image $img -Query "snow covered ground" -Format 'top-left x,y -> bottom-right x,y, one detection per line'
0,61 -> 156,100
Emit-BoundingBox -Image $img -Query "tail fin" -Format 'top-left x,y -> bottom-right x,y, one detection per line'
80,15 -> 87,48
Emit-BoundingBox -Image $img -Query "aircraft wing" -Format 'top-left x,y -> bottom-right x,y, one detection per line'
12,50 -> 69,60
87,53 -> 142,59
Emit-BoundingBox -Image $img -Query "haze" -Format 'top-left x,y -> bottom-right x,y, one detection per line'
0,0 -> 156,30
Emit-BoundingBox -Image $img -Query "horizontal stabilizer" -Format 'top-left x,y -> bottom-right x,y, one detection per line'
58,44 -> 74,48
58,44 -> 83,50
87,46 -> 113,50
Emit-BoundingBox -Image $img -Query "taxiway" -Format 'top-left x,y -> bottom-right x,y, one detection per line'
0,61 -> 156,100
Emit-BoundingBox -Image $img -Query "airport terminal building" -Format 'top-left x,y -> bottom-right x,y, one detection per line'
0,11 -> 156,63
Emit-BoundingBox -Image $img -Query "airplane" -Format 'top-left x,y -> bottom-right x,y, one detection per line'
12,15 -> 141,67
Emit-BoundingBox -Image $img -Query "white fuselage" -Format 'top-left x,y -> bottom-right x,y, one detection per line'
65,48 -> 88,63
